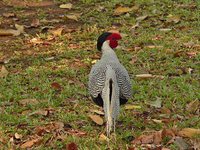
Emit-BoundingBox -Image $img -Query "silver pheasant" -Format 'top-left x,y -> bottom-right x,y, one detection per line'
88,32 -> 132,137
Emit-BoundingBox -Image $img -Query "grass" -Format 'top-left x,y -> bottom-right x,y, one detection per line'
0,0 -> 200,149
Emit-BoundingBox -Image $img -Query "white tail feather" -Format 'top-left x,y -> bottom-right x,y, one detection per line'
102,65 -> 120,137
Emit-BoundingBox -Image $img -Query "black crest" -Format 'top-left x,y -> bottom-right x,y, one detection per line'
97,32 -> 112,51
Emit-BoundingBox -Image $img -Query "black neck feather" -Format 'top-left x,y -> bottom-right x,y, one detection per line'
97,32 -> 112,51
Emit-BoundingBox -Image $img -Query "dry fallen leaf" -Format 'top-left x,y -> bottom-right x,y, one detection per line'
145,45 -> 163,49
34,121 -> 64,135
34,126 -> 48,136
167,14 -> 181,23
89,114 -> 104,125
152,119 -> 162,124
29,110 -> 48,116
132,129 -> 176,145
51,82 -> 62,90
29,37 -> 43,45
20,138 -> 42,149
178,128 -> 200,138
186,51 -> 197,58
0,66 -> 9,78
59,3 -> 72,9
49,27 -> 64,36
44,57 -> 55,61
162,128 -> 176,138
99,133 -> 109,141
15,24 -> 24,33
67,129 -> 87,137
21,110 -> 32,115
135,74 -> 153,79
153,130 -> 162,144
66,13 -> 80,21
66,142 -> 78,150
90,109 -> 104,115
159,28 -> 172,32
135,74 -> 164,79
161,148 -> 171,150
47,123 -> 69,136
160,107 -> 171,114
91,59 -> 98,64
31,19 -> 40,28
3,12 -> 15,17
14,133 -> 22,140
53,121 -> 65,131
0,29 -> 21,36
125,104 -> 141,110
136,15 -> 148,22
19,99 -> 39,106
132,134 -> 154,144
113,6 -> 133,16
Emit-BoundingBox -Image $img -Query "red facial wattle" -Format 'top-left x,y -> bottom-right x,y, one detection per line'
106,33 -> 122,49
109,40 -> 118,49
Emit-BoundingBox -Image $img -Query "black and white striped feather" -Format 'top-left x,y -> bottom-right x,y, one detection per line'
88,49 -> 132,105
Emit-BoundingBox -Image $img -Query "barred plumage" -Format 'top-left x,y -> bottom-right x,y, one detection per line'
88,49 -> 132,105
88,32 -> 132,137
